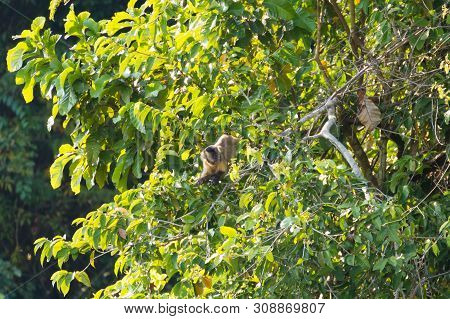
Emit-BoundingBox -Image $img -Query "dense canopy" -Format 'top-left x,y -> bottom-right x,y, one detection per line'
6,0 -> 449,298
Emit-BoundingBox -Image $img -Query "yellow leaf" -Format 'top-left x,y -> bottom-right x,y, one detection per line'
49,154 -> 73,189
75,271 -> 91,287
265,192 -> 278,211
7,42 -> 28,72
22,76 -> 36,103
220,226 -> 237,238
58,144 -> 74,154
181,149 -> 190,161
89,251 -> 96,268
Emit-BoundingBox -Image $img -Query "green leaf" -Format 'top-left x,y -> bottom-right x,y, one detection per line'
7,42 -> 28,72
181,215 -> 196,224
251,203 -> 264,215
59,88 -> 78,115
52,241 -> 64,258
31,17 -> 46,31
119,54 -> 132,76
56,67 -> 74,96
228,3 -> 244,16
293,9 -> 315,33
106,12 -> 134,36
33,238 -> 49,255
69,159 -> 84,194
373,258 -> 388,272
266,251 -> 274,262
75,271 -> 91,287
83,18 -> 99,34
191,95 -> 209,117
95,162 -> 108,188
431,243 -> 440,256
387,256 -> 397,267
265,192 -> 277,211
90,74 -> 112,99
175,31 -> 193,50
373,217 -> 382,230
165,150 -> 179,157
60,273 -> 73,296
146,82 -> 165,98
86,135 -> 101,164
263,0 -> 298,20
401,185 -> 409,204
280,216 -> 296,229
345,255 -> 355,266
239,193 -> 253,209
112,154 -> 126,186
50,270 -> 68,283
40,242 -> 50,265
220,226 -> 238,238
439,220 -> 449,233
15,68 -> 28,85
112,151 -> 133,191
132,151 -> 143,178
130,102 -> 151,134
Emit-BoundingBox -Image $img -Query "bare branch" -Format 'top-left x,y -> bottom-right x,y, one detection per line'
301,103 -> 372,198
301,98 -> 365,180
322,105 -> 364,179
315,0 -> 334,89
349,0 -> 356,36
280,66 -> 370,137
328,0 -> 350,35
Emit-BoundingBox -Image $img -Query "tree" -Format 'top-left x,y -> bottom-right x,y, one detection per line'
7,0 -> 449,298
0,0 -> 118,298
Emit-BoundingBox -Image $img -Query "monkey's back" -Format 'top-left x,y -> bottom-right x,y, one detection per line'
215,134 -> 238,162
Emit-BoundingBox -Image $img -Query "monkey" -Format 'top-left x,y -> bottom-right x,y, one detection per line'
196,134 -> 239,185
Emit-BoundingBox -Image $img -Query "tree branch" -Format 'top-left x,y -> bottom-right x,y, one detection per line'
377,136 -> 388,187
341,124 -> 379,187
303,98 -> 365,181
349,0 -> 356,35
315,0 -> 334,89
280,66 -> 370,137
328,0 -> 360,56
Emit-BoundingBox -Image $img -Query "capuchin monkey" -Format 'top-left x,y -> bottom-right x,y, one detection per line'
196,134 -> 238,185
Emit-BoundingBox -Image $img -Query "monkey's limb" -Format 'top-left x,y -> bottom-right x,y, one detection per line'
209,172 -> 224,184
196,172 -> 224,185
196,176 -> 209,185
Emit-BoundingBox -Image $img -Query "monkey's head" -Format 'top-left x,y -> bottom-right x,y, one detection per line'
202,145 -> 222,165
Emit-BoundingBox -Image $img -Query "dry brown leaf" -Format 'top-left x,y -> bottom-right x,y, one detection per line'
357,96 -> 381,131
194,282 -> 204,296
118,228 -> 127,239
202,275 -> 212,289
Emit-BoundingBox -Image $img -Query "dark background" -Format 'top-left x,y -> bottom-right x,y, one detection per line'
0,0 -> 125,298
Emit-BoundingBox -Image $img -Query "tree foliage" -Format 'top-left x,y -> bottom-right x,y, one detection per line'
7,0 -> 449,298
0,0 -> 118,298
